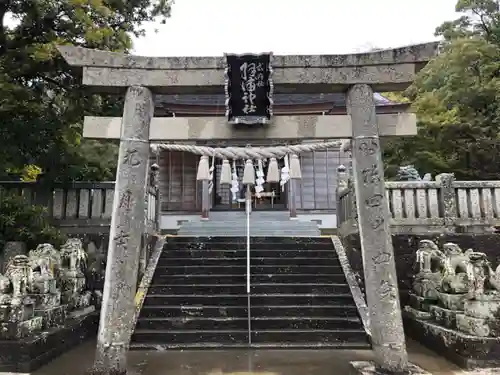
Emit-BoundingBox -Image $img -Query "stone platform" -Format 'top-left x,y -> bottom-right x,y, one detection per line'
0,311 -> 99,373
404,316 -> 500,369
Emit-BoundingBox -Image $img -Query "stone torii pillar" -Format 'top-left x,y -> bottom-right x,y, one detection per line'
347,84 -> 409,374
93,86 -> 154,375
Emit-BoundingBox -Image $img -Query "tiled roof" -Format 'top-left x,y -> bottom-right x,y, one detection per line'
155,93 -> 394,107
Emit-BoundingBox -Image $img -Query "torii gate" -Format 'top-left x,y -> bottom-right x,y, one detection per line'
58,43 -> 439,375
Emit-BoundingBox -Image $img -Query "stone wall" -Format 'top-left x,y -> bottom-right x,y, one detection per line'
342,233 -> 500,306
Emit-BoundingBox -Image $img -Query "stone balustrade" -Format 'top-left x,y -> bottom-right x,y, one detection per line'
337,176 -> 500,235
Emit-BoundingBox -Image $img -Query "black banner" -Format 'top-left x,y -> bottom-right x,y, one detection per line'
224,53 -> 273,124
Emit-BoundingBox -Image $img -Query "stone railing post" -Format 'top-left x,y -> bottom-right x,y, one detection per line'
347,84 -> 408,372
437,173 -> 457,228
93,86 -> 154,375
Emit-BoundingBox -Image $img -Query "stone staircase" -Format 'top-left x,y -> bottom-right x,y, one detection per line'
177,211 -> 320,237
130,236 -> 370,349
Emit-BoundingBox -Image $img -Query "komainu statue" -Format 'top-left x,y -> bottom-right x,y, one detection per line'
60,238 -> 87,277
396,165 -> 421,181
440,243 -> 473,296
4,255 -> 32,305
28,243 -> 61,294
413,240 -> 444,300
60,239 -> 90,310
0,272 -> 11,305
406,240 -> 500,337
29,244 -> 60,276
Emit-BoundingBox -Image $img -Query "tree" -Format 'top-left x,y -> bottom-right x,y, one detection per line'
0,0 -> 173,181
383,0 -> 500,180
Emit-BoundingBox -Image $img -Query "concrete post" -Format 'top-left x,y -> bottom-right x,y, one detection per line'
347,84 -> 408,372
92,86 -> 154,375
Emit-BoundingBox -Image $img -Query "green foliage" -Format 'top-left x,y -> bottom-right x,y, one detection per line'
383,0 -> 500,180
0,193 -> 66,252
0,0 -> 173,181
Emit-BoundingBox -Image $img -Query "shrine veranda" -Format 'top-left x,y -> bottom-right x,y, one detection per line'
55,43 -> 442,375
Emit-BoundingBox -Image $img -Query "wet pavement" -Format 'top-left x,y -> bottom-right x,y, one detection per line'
32,339 -> 469,375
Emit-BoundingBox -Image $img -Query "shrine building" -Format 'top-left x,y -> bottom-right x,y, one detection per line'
153,93 -> 406,232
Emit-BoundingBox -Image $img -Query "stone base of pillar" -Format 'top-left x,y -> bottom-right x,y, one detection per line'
349,361 -> 432,375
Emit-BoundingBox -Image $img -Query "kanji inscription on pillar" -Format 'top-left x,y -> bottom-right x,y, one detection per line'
94,85 -> 154,375
348,83 -> 408,372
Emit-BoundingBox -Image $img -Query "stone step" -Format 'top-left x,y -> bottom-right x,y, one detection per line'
155,265 -> 342,275
161,243 -> 336,254
131,329 -> 248,345
209,211 -> 291,218
179,221 -> 318,231
166,236 -> 331,244
135,316 -> 363,331
130,341 -> 371,350
177,221 -> 318,227
143,293 -> 354,307
157,256 -> 340,267
177,221 -> 321,237
139,305 -> 360,319
177,231 -> 320,237
132,236 -> 368,350
147,283 -> 350,295
162,243 -> 335,256
152,273 -> 347,284
177,224 -> 320,230
131,329 -> 368,346
251,329 -> 368,345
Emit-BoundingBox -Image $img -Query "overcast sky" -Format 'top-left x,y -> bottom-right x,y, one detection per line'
132,0 -> 460,56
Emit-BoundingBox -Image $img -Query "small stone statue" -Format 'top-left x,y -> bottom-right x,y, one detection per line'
412,240 -> 444,300
488,264 -> 500,292
440,243 -> 472,295
61,238 -> 87,277
4,255 -> 32,305
405,241 -> 500,337
0,272 -> 11,305
396,165 -> 421,181
60,239 -> 89,310
467,252 -> 490,298
29,244 -> 60,275
415,240 -> 444,275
